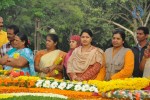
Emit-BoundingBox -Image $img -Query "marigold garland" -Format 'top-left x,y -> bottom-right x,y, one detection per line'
0,86 -> 101,99
88,78 -> 150,93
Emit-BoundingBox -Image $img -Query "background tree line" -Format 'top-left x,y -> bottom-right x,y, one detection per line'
0,0 -> 149,52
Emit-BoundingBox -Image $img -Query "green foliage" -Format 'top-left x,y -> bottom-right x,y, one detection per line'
1,0 -> 149,50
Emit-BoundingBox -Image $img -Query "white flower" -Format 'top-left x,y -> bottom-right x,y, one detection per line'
50,82 -> 58,89
81,84 -> 90,92
66,83 -> 74,89
76,82 -> 82,85
43,80 -> 51,88
58,82 -> 67,90
35,80 -> 44,87
74,84 -> 81,91
89,86 -> 96,92
94,87 -> 99,93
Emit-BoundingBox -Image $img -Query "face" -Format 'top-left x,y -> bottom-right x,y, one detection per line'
7,29 -> 15,41
81,32 -> 92,46
69,40 -> 78,49
13,35 -> 25,49
0,17 -> 3,30
46,36 -> 56,49
112,33 -> 124,48
136,30 -> 148,43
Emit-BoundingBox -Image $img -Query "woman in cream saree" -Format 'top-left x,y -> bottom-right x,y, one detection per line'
34,34 -> 66,79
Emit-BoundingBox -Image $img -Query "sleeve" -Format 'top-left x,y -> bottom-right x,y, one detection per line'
95,48 -> 104,65
111,50 -> 134,79
20,48 -> 33,62
20,48 -> 36,76
95,54 -> 106,81
80,62 -> 101,80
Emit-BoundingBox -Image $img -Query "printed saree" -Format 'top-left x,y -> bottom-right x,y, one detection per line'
5,48 -> 36,76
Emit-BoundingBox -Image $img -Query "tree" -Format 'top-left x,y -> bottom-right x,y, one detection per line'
90,0 -> 150,43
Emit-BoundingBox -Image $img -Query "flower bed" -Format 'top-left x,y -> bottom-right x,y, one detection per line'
0,76 -> 101,99
0,74 -> 150,99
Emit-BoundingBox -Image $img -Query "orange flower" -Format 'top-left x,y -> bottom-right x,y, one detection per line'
27,80 -> 36,88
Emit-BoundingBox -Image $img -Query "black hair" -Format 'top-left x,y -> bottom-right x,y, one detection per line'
112,29 -> 130,48
137,27 -> 149,35
16,33 -> 28,47
7,25 -> 19,35
113,29 -> 126,41
46,34 -> 59,49
80,29 -> 93,37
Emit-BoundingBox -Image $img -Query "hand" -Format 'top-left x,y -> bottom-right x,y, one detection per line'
7,58 -> 13,62
41,67 -> 49,74
144,49 -> 150,58
2,56 -> 9,64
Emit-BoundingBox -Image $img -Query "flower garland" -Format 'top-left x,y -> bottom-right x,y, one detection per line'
0,76 -> 99,93
103,90 -> 150,99
88,78 -> 150,93
0,86 -> 101,99
35,79 -> 98,93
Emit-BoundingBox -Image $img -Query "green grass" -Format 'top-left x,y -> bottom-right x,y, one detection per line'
0,96 -> 67,100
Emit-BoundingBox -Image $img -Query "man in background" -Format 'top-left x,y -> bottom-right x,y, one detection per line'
0,16 -> 8,48
0,25 -> 19,57
132,27 -> 149,77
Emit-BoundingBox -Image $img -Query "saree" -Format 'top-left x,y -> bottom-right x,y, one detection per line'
67,46 -> 104,80
5,48 -> 36,76
35,49 -> 66,78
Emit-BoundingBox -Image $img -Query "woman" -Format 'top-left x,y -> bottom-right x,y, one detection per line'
0,32 -> 35,76
63,35 -> 81,80
67,29 -> 104,81
105,29 -> 134,81
34,34 -> 66,79
140,42 -> 150,78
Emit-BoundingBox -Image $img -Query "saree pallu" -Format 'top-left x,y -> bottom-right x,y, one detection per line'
5,48 -> 36,76
37,50 -> 66,79
71,62 -> 101,81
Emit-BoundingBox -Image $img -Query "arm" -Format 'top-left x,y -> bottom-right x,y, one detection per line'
139,49 -> 150,71
111,50 -> 134,79
5,56 -> 28,68
0,55 -> 9,65
76,62 -> 101,81
139,57 -> 148,71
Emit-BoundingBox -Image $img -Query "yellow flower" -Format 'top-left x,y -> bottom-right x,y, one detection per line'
13,53 -> 20,59
88,78 -> 150,93
54,57 -> 62,65
0,94 -> 13,99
